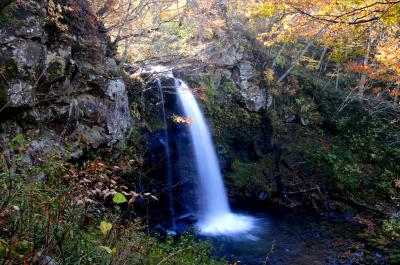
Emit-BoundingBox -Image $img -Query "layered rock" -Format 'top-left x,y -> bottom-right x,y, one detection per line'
0,1 -> 132,154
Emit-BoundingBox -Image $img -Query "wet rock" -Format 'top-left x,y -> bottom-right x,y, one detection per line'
258,191 -> 269,201
301,117 -> 311,126
285,114 -> 297,123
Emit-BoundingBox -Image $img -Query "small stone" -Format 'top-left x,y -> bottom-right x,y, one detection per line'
38,256 -> 57,265
300,117 -> 311,126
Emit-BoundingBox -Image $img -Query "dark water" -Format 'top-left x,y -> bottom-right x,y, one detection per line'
207,212 -> 362,265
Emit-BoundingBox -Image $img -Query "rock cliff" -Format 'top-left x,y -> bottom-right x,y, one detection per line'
0,1 -> 131,156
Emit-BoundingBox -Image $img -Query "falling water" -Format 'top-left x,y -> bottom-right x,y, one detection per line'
156,79 -> 176,230
175,79 -> 255,236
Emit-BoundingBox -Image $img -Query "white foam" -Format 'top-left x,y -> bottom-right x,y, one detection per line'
197,213 -> 256,236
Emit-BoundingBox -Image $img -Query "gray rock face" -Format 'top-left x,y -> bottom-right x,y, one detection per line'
12,40 -> 45,75
179,36 -> 271,112
0,1 -> 132,154
105,78 -> 132,143
237,62 -> 267,111
8,81 -> 34,107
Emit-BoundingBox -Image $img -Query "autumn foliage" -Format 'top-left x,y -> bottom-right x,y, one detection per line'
244,0 -> 400,109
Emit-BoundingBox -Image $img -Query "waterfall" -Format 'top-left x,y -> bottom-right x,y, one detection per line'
156,79 -> 176,230
144,65 -> 255,236
175,79 -> 255,236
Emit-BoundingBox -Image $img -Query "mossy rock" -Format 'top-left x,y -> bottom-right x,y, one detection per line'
389,253 -> 400,264
46,60 -> 64,81
0,3 -> 17,26
227,154 -> 274,194
0,59 -> 18,106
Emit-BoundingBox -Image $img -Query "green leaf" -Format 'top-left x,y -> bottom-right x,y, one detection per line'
100,221 -> 112,235
13,134 -> 25,144
50,200 -> 61,209
112,192 -> 127,204
99,245 -> 113,254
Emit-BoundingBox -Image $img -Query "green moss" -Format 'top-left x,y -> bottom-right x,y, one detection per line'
0,3 -> 16,26
0,59 -> 18,106
4,59 -> 17,80
0,86 -> 7,106
389,254 -> 400,265
227,155 -> 274,193
47,60 -> 64,80
221,80 -> 235,94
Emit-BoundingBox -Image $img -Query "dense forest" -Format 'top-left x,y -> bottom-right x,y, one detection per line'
0,0 -> 400,264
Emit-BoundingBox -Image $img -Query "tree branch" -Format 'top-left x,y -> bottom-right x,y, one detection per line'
286,0 -> 400,25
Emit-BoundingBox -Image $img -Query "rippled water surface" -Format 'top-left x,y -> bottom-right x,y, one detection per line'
206,212 -> 361,265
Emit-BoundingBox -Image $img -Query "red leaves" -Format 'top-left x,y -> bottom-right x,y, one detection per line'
64,158 -> 137,206
355,214 -> 375,233
191,87 -> 208,101
63,158 -> 156,208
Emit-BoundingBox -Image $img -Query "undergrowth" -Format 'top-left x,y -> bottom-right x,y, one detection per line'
0,134 -> 222,265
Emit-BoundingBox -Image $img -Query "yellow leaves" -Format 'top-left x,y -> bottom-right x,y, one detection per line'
172,114 -> 193,125
264,68 -> 275,82
250,0 -> 400,76
381,8 -> 400,26
257,2 -> 278,17
100,221 -> 112,235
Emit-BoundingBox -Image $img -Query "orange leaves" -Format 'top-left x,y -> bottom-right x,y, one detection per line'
395,179 -> 400,188
390,88 -> 400,98
346,60 -> 400,96
172,114 -> 193,125
191,87 -> 208,101
251,0 -> 400,91
346,62 -> 370,75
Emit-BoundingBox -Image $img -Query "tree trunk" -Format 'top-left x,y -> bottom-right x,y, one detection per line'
335,62 -> 340,90
358,32 -> 373,97
119,38 -> 130,66
278,40 -> 313,82
271,43 -> 286,69
96,0 -> 117,17
278,25 -> 328,82
317,45 -> 329,71
0,0 -> 14,12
